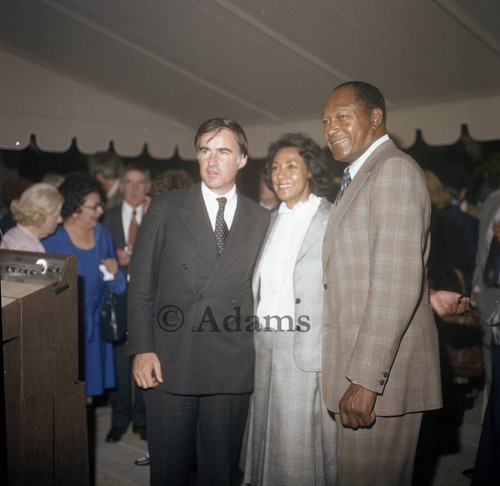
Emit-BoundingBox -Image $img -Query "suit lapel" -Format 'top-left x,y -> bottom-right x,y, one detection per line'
181,184 -> 219,264
116,210 -> 126,248
323,140 -> 393,270
207,194 -> 258,283
296,198 -> 330,264
183,188 -> 260,293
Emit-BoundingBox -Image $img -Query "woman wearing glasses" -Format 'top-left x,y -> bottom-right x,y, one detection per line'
44,172 -> 126,402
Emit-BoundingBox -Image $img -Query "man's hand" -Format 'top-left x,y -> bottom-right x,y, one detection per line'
430,290 -> 471,318
133,352 -> 163,389
116,248 -> 131,267
339,383 -> 377,429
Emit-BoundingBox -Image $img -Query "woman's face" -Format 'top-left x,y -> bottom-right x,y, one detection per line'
75,192 -> 104,229
271,146 -> 312,209
39,205 -> 63,239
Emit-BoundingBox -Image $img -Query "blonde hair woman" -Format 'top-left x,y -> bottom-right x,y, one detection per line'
0,183 -> 63,252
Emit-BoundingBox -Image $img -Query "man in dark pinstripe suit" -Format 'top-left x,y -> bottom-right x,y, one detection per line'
127,119 -> 269,485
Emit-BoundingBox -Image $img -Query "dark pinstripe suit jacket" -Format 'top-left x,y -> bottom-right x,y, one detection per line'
102,204 -> 129,340
102,204 -> 127,272
126,183 -> 270,395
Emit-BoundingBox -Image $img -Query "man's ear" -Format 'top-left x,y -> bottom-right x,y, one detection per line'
370,107 -> 383,130
238,155 -> 248,169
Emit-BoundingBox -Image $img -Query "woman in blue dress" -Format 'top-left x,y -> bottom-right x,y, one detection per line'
44,172 -> 126,401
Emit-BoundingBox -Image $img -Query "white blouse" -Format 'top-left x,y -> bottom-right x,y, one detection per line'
256,193 -> 321,331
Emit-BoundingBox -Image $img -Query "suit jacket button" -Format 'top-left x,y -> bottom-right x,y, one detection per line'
295,298 -> 301,304
379,380 -> 385,385
323,283 -> 328,289
182,263 -> 188,270
383,372 -> 388,377
295,325 -> 300,331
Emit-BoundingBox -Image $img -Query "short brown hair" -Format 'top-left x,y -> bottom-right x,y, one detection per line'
194,118 -> 248,157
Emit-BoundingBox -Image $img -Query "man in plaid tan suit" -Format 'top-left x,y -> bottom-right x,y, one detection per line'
321,81 -> 442,485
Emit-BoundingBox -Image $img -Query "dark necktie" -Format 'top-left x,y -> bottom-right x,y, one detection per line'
128,209 -> 139,249
215,197 -> 229,254
336,168 -> 351,205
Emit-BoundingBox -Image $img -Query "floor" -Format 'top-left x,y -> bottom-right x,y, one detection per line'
91,391 -> 482,486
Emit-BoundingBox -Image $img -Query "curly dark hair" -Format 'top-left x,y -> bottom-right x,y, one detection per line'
335,81 -> 386,124
58,172 -> 105,218
263,133 -> 332,198
149,169 -> 195,196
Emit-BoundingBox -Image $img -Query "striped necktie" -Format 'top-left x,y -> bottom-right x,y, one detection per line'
335,168 -> 351,205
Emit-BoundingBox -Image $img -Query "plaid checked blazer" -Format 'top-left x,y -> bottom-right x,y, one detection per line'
321,139 -> 442,416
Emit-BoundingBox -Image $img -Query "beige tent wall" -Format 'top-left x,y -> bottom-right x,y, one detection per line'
1,48 -> 500,161
244,95 -> 500,156
0,49 -> 193,159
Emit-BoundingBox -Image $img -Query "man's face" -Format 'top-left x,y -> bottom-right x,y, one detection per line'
198,129 -> 247,195
322,85 -> 380,164
120,170 -> 151,208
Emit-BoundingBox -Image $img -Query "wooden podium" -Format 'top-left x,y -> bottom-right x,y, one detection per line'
1,250 -> 89,486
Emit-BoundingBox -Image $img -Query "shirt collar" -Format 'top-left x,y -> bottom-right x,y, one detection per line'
122,199 -> 144,218
278,192 -> 320,215
201,182 -> 237,203
348,134 -> 389,180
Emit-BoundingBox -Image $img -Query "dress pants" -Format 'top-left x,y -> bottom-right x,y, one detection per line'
145,389 -> 250,486
472,341 -> 500,485
109,339 -> 146,429
336,412 -> 422,486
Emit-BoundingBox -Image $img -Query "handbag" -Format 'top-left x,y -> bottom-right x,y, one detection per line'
99,288 -> 127,343
442,312 -> 484,378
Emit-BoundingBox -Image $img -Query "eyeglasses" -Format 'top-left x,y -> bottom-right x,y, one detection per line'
81,203 -> 104,211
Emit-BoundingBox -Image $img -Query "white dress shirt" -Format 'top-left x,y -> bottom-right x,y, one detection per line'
121,200 -> 144,245
201,182 -> 237,230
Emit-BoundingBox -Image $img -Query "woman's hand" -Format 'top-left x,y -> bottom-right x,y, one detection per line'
102,257 -> 119,276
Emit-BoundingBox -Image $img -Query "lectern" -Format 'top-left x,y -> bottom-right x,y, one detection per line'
1,249 -> 89,486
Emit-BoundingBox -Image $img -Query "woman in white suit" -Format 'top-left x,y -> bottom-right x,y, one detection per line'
241,133 -> 337,485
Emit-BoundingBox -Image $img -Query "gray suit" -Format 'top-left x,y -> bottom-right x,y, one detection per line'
473,188 -> 500,327
127,182 -> 269,484
243,198 -> 338,485
471,188 -> 500,486
252,197 -> 332,370
472,188 -> 500,402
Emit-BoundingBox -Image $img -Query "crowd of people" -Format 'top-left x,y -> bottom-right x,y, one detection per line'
0,80 -> 498,485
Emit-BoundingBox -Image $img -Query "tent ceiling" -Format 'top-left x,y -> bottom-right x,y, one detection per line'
1,0 -> 500,158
